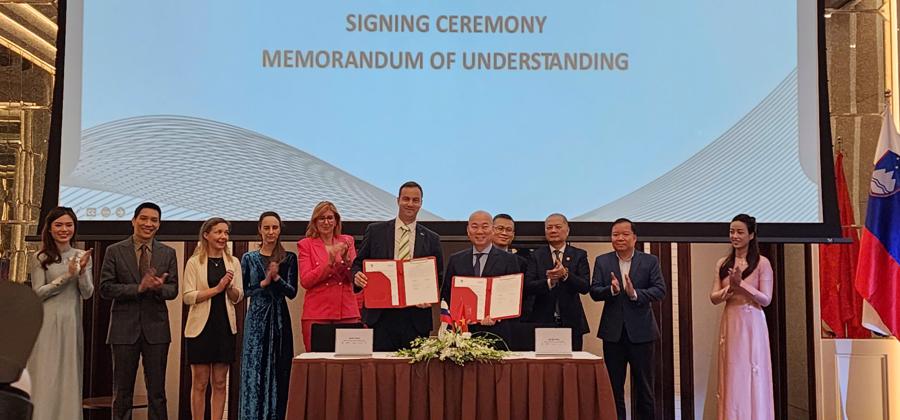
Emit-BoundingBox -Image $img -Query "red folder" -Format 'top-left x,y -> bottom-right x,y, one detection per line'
449,274 -> 523,323
362,257 -> 438,309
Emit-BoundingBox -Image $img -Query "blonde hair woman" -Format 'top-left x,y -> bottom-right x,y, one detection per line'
183,217 -> 243,420
297,201 -> 360,351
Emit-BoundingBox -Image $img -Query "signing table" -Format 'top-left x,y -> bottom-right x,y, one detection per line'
285,352 -> 616,420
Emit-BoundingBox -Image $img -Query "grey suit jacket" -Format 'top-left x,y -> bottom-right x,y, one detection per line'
99,237 -> 179,345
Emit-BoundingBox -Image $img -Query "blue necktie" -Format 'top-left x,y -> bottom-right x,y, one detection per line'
473,253 -> 485,276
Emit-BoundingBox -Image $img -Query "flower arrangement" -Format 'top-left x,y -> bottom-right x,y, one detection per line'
395,319 -> 510,366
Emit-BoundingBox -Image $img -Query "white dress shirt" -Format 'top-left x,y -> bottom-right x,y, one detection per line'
614,249 -> 638,300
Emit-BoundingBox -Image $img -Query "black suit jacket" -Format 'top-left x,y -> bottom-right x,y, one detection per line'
590,250 -> 666,343
351,220 -> 443,334
508,248 -> 531,272
508,247 -> 533,319
99,237 -> 179,345
524,244 -> 590,335
441,246 -> 521,305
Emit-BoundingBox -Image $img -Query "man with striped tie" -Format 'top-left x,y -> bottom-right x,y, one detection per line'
523,213 -> 591,351
352,181 -> 444,351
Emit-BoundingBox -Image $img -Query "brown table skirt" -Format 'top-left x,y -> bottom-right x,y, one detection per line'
286,357 -> 617,420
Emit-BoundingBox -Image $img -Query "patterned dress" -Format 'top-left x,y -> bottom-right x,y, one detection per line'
238,250 -> 298,420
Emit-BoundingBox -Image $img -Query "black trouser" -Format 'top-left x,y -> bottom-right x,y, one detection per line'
112,335 -> 169,420
372,309 -> 430,351
602,329 -> 655,420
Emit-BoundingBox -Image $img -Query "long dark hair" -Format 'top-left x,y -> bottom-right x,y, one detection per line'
258,211 -> 286,263
718,213 -> 760,280
38,207 -> 78,270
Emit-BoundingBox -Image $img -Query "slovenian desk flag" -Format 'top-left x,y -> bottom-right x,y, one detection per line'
438,300 -> 453,337
855,107 -> 900,337
440,300 -> 453,325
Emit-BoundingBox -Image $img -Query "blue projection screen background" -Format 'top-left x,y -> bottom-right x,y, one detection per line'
59,0 -> 824,223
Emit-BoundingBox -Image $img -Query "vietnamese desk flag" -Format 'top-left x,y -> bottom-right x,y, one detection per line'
819,151 -> 867,337
855,107 -> 900,337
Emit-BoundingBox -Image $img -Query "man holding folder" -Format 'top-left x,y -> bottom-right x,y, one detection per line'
441,211 -> 521,345
352,181 -> 444,351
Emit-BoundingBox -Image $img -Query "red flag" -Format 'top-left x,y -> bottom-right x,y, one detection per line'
820,151 -> 867,337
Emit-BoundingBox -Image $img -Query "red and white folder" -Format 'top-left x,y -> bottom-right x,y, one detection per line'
449,273 -> 523,322
362,257 -> 439,309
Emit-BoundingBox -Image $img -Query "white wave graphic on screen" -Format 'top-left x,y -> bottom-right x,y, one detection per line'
60,115 -> 443,221
575,69 -> 820,223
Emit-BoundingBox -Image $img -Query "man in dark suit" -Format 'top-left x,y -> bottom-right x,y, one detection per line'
524,213 -> 590,350
352,181 -> 444,351
441,210 -> 521,345
491,213 -> 530,270
590,218 -> 666,420
491,213 -> 534,320
99,202 -> 178,420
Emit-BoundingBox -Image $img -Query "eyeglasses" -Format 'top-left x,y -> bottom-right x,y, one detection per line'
493,226 -> 514,233
316,215 -> 336,222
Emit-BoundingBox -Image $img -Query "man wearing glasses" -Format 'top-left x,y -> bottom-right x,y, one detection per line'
492,214 -> 534,318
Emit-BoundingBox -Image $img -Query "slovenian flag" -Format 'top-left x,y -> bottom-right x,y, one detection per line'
440,301 -> 453,324
439,300 -> 453,336
854,107 -> 900,337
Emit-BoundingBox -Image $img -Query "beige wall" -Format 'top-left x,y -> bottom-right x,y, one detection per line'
689,244 -> 731,420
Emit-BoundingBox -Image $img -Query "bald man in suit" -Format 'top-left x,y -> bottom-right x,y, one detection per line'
441,211 -> 521,346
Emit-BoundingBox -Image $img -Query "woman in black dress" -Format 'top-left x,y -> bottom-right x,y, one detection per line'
182,217 -> 244,420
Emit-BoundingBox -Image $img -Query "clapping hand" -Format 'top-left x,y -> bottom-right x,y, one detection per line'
261,261 -> 279,287
622,273 -> 636,299
721,284 -> 734,301
216,270 -> 234,293
727,266 -> 743,290
138,268 -> 168,293
336,241 -> 350,261
546,260 -> 567,285
78,249 -> 93,274
610,272 -> 621,294
67,256 -> 80,278
329,241 -> 350,267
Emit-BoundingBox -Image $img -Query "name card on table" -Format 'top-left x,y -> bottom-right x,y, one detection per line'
535,328 -> 572,356
335,328 -> 374,356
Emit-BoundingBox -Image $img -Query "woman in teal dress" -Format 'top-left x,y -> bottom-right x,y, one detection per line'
238,211 -> 298,420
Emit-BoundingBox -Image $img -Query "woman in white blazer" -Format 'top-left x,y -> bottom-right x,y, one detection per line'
183,217 -> 243,420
